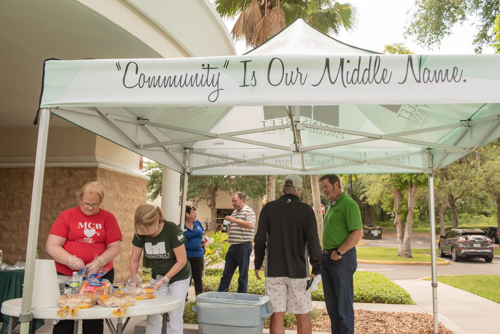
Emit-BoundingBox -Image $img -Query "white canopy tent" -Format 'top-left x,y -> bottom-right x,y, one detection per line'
25,20 -> 500,333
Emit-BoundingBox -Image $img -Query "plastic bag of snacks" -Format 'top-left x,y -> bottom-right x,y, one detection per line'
57,293 -> 96,318
97,293 -> 136,307
125,286 -> 157,300
78,278 -> 112,296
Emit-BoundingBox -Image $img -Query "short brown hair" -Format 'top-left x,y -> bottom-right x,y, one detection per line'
134,204 -> 165,235
185,205 -> 196,215
77,181 -> 105,202
319,174 -> 342,188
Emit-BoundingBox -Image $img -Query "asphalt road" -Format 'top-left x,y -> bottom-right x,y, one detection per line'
358,234 -> 500,280
360,234 -> 432,249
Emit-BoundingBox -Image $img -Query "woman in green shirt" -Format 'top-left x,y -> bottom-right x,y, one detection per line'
129,204 -> 191,334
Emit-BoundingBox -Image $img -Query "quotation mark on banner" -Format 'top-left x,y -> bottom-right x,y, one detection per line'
116,62 -> 121,71
223,60 -> 229,68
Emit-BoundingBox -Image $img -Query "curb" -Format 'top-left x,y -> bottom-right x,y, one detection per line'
358,259 -> 450,265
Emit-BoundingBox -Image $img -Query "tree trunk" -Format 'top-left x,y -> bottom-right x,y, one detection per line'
438,201 -> 446,236
393,187 -> 403,247
303,176 -> 311,205
399,181 -> 417,258
208,187 -> 218,232
497,197 -> 500,238
364,205 -> 372,225
311,175 -> 323,245
448,194 -> 459,228
266,175 -> 275,202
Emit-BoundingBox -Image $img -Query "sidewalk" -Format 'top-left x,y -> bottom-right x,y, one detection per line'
25,280 -> 499,334
396,279 -> 500,334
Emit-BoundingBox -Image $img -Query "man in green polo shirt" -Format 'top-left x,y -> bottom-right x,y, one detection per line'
319,174 -> 363,334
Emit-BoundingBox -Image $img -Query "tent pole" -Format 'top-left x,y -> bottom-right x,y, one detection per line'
180,149 -> 190,230
20,108 -> 51,334
428,172 -> 439,334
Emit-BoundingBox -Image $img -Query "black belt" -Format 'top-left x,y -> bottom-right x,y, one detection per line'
231,241 -> 252,246
322,249 -> 336,255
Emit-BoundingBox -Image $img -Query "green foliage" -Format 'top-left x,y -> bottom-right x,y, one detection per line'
354,272 -> 414,304
183,301 -> 198,324
405,0 -> 498,53
202,270 -> 414,304
214,0 -> 357,45
492,14 -> 500,53
357,247 -> 447,263
144,161 -> 163,201
204,232 -> 230,268
384,43 -> 414,55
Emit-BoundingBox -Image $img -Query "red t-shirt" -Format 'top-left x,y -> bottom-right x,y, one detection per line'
49,207 -> 122,276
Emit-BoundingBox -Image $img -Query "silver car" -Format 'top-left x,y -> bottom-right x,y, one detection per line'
438,229 -> 494,263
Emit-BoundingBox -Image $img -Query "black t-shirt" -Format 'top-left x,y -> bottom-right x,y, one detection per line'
132,221 -> 191,283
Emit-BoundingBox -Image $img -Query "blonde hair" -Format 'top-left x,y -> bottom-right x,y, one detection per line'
77,181 -> 105,202
135,204 -> 165,235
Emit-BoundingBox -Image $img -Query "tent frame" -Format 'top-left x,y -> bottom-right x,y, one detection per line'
55,106 -> 500,176
21,109 -> 449,334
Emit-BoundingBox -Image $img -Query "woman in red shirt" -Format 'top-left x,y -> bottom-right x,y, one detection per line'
45,181 -> 122,334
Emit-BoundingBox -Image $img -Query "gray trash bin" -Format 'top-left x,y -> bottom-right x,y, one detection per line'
193,292 -> 273,334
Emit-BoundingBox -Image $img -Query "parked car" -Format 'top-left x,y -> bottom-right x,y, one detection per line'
484,226 -> 498,244
438,229 -> 494,263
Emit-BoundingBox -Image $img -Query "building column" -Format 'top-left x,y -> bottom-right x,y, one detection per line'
161,167 -> 181,223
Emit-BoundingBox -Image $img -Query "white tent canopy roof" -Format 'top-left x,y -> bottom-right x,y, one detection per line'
40,19 -> 500,175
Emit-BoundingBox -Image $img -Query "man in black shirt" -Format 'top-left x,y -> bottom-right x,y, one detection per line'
254,175 -> 322,334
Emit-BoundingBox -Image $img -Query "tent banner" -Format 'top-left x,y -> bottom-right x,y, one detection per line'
41,54 -> 500,108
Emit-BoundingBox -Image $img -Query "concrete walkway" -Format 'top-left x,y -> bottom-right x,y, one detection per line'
21,280 -> 498,334
396,279 -> 500,334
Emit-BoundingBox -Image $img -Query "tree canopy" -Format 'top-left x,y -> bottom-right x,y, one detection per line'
405,0 -> 499,53
214,0 -> 357,48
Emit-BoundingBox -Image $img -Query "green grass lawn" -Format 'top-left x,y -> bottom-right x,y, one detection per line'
494,248 -> 500,255
425,275 -> 500,304
357,247 -> 447,263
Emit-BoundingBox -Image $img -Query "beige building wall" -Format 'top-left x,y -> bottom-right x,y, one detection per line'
0,126 -> 147,283
152,190 -> 264,231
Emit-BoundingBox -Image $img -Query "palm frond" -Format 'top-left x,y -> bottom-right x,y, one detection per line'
231,8 -> 247,40
214,0 -> 250,19
244,0 -> 263,44
268,6 -> 286,37
251,14 -> 271,48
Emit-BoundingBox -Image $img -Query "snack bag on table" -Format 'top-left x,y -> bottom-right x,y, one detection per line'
57,294 -> 96,318
125,273 -> 157,300
78,268 -> 112,295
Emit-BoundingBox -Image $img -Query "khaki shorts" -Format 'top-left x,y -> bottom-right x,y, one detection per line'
265,277 -> 312,314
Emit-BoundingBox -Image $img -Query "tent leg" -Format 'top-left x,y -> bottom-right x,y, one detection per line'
428,173 -> 438,334
179,150 -> 190,230
20,108 -> 51,334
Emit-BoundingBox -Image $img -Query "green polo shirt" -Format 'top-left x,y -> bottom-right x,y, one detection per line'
323,193 -> 363,249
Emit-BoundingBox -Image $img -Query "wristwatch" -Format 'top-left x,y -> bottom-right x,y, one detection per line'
336,250 -> 343,257
164,276 -> 170,284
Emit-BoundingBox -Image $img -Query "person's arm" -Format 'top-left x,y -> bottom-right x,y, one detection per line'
306,210 -> 322,277
149,245 -> 188,289
87,240 -> 122,274
330,229 -> 363,261
45,234 -> 84,270
129,245 -> 143,286
225,215 -> 254,229
253,208 -> 268,279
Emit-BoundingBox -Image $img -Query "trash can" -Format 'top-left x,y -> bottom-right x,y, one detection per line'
362,224 -> 383,239
193,292 -> 273,334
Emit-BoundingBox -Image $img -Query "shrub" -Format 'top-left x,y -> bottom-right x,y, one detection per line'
204,232 -> 230,268
202,270 -> 413,305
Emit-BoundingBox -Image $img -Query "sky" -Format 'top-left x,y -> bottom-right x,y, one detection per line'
221,0 -> 496,55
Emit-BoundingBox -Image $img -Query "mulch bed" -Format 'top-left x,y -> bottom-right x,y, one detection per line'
267,309 -> 455,333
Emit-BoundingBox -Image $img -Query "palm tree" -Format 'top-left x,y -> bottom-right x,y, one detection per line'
214,0 -> 357,48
